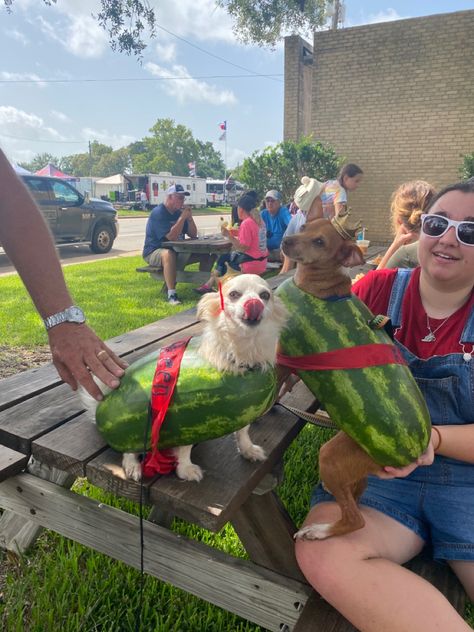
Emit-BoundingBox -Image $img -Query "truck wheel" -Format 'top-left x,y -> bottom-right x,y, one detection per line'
90,225 -> 114,253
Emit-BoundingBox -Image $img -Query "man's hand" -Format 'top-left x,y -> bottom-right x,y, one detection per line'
181,207 -> 193,221
48,323 -> 128,401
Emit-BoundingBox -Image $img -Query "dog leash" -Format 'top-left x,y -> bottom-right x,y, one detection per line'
275,401 -> 338,430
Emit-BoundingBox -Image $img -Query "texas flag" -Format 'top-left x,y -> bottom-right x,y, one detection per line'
218,121 -> 227,141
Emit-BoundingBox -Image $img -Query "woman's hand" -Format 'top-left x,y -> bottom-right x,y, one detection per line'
377,434 -> 435,479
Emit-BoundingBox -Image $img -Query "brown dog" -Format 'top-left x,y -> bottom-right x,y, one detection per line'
279,217 -> 391,540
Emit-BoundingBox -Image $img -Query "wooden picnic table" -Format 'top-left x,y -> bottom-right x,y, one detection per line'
0,270 -> 465,631
137,236 -> 232,287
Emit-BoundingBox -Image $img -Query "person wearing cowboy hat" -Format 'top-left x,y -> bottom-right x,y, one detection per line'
280,176 -> 324,273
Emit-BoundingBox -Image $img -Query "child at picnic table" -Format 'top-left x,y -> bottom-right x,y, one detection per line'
296,180 -> 474,631
194,190 -> 268,294
376,179 -> 436,270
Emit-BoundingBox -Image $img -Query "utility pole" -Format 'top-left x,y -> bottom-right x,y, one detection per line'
331,0 -> 341,31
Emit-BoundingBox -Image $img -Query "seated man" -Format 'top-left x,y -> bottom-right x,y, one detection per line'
260,190 -> 291,263
142,184 -> 198,305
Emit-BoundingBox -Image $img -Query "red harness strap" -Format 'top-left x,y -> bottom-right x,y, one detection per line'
277,343 -> 406,372
142,338 -> 191,478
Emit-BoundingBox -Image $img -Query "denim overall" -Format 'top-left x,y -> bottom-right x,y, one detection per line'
312,269 -> 474,560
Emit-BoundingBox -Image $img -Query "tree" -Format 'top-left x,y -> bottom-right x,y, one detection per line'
4,0 -> 156,57
130,118 -> 225,178
19,152 -> 60,173
459,152 -> 474,181
239,136 -> 340,202
216,0 -> 327,47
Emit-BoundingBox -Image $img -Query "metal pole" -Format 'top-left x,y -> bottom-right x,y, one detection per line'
331,0 -> 340,30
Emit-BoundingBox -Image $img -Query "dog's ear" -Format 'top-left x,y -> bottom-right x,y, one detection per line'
337,242 -> 365,268
197,292 -> 222,321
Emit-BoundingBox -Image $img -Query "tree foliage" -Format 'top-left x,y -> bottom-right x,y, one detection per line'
3,0 -> 156,57
239,136 -> 340,203
21,120 -> 225,180
5,0 -> 328,51
459,152 -> 474,181
216,0 -> 327,47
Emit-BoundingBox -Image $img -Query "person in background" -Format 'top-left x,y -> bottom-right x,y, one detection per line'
142,184 -> 199,306
260,189 -> 291,263
321,163 -> 364,219
296,180 -> 474,632
377,180 -> 436,270
139,189 -> 148,210
194,190 -> 268,293
280,176 -> 324,273
0,148 -> 127,401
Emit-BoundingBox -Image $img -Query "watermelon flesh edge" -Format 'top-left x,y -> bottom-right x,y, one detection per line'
96,336 -> 278,452
275,278 -> 431,467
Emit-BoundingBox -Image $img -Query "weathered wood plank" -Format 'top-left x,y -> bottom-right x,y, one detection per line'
0,474 -> 312,632
0,445 -> 28,481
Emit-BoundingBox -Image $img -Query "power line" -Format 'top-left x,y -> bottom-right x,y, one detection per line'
154,23 -> 283,84
0,73 -> 283,85
0,131 -> 86,143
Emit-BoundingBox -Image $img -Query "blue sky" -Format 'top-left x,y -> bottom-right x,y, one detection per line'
1,1 -> 472,171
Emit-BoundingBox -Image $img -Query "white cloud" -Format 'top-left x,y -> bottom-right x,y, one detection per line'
155,41 -> 177,63
51,110 -> 71,123
36,14 -> 107,59
5,28 -> 29,46
145,61 -> 236,105
81,127 -> 136,150
0,71 -> 47,88
226,147 -> 248,169
0,106 -> 65,141
347,9 -> 406,28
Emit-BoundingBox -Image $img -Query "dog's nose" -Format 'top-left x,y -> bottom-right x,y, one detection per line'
243,298 -> 264,322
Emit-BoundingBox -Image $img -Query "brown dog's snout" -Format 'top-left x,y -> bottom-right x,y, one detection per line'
243,298 -> 264,323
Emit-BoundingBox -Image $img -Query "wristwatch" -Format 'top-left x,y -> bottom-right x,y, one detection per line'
43,306 -> 86,330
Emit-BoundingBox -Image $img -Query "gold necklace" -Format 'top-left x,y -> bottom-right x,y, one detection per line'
421,314 -> 451,343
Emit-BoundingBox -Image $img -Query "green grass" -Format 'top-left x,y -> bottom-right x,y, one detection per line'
116,206 -> 231,218
0,259 -> 472,630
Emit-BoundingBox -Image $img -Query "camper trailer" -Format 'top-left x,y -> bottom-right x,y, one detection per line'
147,173 -> 206,208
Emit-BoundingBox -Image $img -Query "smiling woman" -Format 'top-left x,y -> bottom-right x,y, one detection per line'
295,182 -> 474,632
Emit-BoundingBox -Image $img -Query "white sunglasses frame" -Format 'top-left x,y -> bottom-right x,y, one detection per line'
420,213 -> 474,247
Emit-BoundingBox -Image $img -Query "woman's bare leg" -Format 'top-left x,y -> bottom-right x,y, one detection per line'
295,502 -> 471,632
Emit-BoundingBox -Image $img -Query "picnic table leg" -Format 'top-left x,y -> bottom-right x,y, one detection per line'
231,467 -> 306,583
0,460 -> 74,554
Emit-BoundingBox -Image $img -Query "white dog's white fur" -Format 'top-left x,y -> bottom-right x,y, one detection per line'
80,274 -> 288,483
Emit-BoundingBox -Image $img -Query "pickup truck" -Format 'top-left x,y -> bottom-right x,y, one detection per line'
21,175 -> 119,253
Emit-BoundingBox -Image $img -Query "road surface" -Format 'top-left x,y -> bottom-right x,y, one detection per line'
0,214 -> 231,276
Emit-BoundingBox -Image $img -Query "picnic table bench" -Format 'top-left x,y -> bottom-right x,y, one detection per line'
0,271 -> 466,631
136,237 -> 232,289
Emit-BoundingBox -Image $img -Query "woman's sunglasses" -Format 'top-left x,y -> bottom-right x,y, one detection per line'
420,213 -> 474,247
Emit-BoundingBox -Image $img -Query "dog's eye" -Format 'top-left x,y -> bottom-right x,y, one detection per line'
259,291 -> 270,301
229,291 -> 241,300
312,237 -> 325,247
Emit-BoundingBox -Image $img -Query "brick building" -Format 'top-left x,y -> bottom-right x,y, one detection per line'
284,10 -> 474,243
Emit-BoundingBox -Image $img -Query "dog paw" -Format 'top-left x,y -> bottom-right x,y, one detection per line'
294,523 -> 332,541
176,462 -> 204,482
122,454 -> 142,482
240,444 -> 267,462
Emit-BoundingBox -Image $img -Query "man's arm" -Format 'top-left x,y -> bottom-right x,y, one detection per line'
166,207 -> 197,240
0,150 -> 126,400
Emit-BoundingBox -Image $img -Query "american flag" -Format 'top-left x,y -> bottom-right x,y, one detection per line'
188,161 -> 196,176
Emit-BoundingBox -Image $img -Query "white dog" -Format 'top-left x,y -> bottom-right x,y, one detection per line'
81,274 -> 288,482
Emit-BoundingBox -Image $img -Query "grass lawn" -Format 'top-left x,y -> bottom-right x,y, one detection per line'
0,257 -> 472,630
117,206 -> 231,218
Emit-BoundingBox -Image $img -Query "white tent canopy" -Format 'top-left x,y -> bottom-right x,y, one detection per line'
95,174 -> 127,186
11,163 -> 31,175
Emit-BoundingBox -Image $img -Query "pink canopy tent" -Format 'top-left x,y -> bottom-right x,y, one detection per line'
35,163 -> 77,181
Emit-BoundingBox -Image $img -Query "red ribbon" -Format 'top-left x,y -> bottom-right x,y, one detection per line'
142,338 -> 191,477
277,343 -> 406,371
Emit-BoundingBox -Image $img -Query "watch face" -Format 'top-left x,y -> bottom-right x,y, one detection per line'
66,306 -> 85,323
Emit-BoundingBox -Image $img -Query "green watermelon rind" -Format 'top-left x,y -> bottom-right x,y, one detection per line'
96,337 -> 277,452
276,278 -> 431,467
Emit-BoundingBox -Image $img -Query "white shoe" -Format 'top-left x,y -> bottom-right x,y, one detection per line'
168,293 -> 182,306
